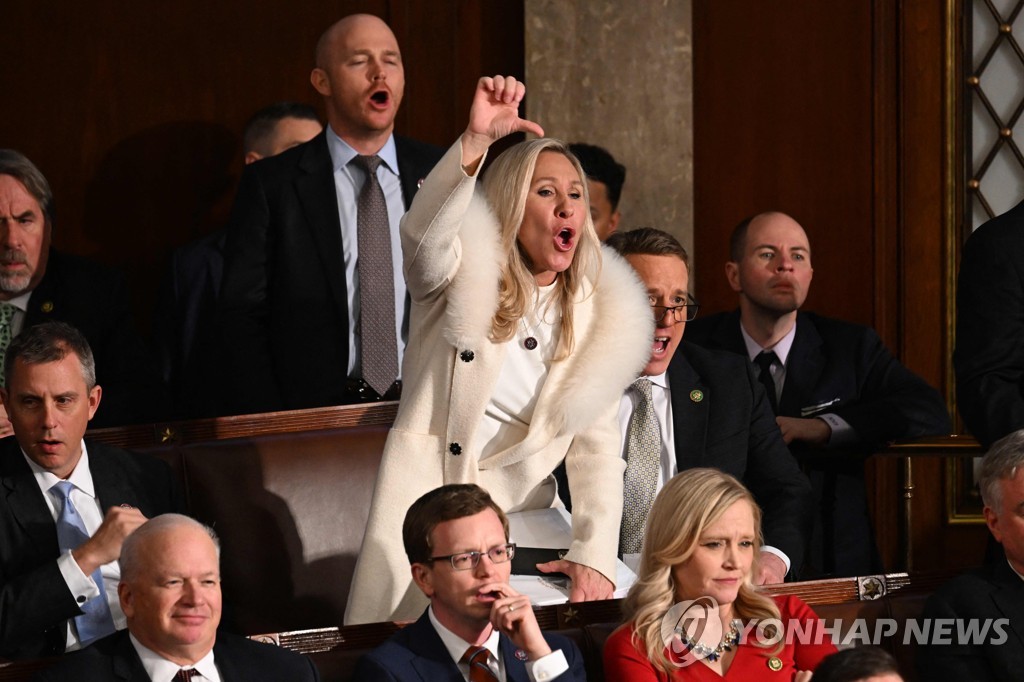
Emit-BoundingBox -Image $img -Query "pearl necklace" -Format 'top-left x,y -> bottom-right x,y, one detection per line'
674,619 -> 742,662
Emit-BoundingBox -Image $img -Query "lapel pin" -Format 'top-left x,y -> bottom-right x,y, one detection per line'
40,301 -> 54,313
689,389 -> 704,403
514,648 -> 528,661
767,656 -> 783,671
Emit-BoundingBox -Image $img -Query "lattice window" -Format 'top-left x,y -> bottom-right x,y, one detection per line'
967,0 -> 1024,230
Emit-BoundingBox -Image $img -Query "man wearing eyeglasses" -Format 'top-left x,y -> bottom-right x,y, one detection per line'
685,212 -> 951,577
605,227 -> 812,585
353,483 -> 585,681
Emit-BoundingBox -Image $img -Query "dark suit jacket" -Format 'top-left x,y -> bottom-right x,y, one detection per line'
955,199 -> 1024,448
152,228 -> 226,419
0,438 -> 181,660
219,131 -> 444,415
352,610 -> 586,682
23,250 -> 167,427
685,310 -> 951,575
918,561 -> 1024,682
34,629 -> 320,681
669,341 -> 813,577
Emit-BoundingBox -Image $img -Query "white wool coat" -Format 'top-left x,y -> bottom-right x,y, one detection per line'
344,141 -> 653,624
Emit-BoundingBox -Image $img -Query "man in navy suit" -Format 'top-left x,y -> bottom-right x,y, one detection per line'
918,429 -> 1024,681
685,212 -> 950,576
219,14 -> 444,416
353,484 -> 585,681
36,514 -> 320,681
606,228 -> 812,584
0,322 -> 180,660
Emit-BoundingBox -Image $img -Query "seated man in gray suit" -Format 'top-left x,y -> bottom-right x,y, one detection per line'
918,430 -> 1024,681
607,227 -> 812,584
36,514 -> 321,681
354,484 -> 585,681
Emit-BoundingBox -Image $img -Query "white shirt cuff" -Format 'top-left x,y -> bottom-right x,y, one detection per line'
57,550 -> 101,607
760,546 -> 791,575
525,648 -> 569,681
818,413 -> 856,447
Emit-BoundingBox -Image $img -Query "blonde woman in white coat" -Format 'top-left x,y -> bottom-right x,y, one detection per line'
345,76 -> 653,624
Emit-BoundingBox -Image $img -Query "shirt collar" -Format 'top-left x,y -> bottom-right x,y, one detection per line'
4,291 -> 31,313
428,606 -> 500,669
739,320 -> 797,366
130,633 -> 221,682
642,371 -> 669,390
325,126 -> 398,175
24,440 -> 95,500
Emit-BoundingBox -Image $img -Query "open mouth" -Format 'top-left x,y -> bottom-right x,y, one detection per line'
370,89 -> 390,106
554,227 -> 576,252
651,336 -> 670,355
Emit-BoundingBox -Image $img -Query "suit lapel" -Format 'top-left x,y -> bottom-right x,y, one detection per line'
395,135 -> 429,209
403,614 -> 465,682
668,352 -> 709,471
778,312 -> 825,418
0,439 -> 59,557
111,631 -> 149,680
294,132 -> 348,321
500,633 -> 539,682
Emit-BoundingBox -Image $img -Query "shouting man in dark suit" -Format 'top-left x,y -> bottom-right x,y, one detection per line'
0,322 -> 180,660
0,150 -> 165,428
605,227 -> 812,584
685,212 -> 951,576
353,484 -> 586,681
220,13 -> 444,416
36,514 -> 321,681
918,429 -> 1024,681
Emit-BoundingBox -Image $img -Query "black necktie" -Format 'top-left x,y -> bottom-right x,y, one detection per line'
754,351 -> 779,414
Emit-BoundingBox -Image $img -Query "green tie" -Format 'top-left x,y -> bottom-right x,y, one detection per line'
0,303 -> 17,386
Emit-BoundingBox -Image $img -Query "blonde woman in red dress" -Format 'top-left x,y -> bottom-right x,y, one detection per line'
604,468 -> 836,680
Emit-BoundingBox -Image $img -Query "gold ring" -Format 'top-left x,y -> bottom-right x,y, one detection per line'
508,604 -> 515,613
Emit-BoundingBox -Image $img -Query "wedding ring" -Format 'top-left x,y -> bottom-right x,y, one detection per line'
120,504 -> 134,509
508,604 -> 516,613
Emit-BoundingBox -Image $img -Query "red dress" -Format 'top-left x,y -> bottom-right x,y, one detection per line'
603,595 -> 837,681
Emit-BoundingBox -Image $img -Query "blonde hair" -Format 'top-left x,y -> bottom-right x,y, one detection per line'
623,468 -> 782,673
481,139 -> 602,360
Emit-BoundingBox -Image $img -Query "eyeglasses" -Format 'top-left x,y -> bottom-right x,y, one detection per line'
428,543 -> 517,571
652,297 -> 700,324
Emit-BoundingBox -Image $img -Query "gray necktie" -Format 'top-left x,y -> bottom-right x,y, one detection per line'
620,378 -> 662,555
352,155 -> 399,397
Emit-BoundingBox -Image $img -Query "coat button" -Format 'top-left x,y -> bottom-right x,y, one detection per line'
449,442 -> 462,456
460,350 -> 475,362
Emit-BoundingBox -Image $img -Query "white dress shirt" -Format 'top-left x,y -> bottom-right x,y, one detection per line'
325,127 -> 408,380
24,442 -> 126,650
4,289 -> 31,337
428,607 -> 568,682
131,633 -> 221,681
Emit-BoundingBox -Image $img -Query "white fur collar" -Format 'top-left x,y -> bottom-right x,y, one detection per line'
443,192 -> 653,435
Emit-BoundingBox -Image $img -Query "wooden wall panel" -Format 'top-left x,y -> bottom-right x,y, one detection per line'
693,0 -> 984,574
0,0 -> 523,334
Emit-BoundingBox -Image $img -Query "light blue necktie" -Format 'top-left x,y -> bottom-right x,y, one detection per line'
51,480 -> 116,645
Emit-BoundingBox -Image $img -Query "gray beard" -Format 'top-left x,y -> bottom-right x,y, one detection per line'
0,273 -> 31,295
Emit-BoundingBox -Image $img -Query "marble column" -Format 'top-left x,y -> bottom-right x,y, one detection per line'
524,0 -> 693,259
